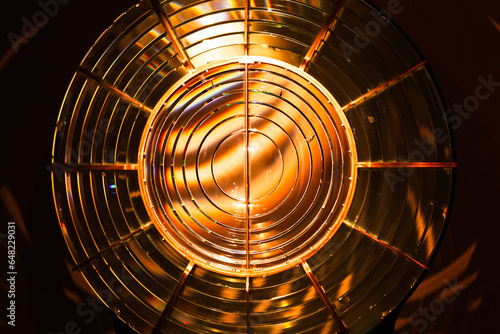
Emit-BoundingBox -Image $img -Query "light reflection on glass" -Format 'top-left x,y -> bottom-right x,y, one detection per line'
52,0 -> 454,333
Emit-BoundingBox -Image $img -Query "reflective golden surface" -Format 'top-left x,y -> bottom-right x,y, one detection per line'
51,0 -> 454,333
138,58 -> 356,276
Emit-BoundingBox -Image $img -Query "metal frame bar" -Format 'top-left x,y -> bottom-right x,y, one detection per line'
152,260 -> 195,334
244,0 -> 250,56
300,0 -> 348,70
69,164 -> 139,171
342,61 -> 427,111
72,222 -> 154,271
246,276 -> 251,333
357,162 -> 456,168
147,0 -> 195,72
245,3 -> 252,331
302,261 -> 350,334
344,221 -> 430,270
77,68 -> 154,113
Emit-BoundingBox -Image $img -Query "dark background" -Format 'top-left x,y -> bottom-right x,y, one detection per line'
0,0 -> 499,333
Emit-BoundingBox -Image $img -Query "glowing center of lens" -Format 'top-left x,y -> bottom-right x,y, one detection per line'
212,131 -> 283,202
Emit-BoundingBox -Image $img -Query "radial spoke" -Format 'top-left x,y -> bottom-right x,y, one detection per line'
147,0 -> 195,72
69,164 -> 139,171
77,68 -> 154,113
342,61 -> 427,111
244,0 -> 249,56
357,162 -> 456,168
246,276 -> 251,333
244,62 -> 251,270
152,260 -> 195,334
300,0 -> 348,70
343,221 -> 429,270
72,222 -> 154,271
244,0 -> 251,270
301,261 -> 350,334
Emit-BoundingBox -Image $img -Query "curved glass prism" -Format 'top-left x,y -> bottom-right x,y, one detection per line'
51,0 -> 454,333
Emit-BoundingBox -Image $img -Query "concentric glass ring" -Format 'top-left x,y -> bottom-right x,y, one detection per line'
51,0 -> 455,333
139,58 -> 356,276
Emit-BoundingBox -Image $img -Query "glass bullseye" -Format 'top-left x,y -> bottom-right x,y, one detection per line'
51,1 -> 455,332
212,131 -> 283,202
138,58 -> 356,276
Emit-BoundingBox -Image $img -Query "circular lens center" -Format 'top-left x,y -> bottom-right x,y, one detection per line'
212,131 -> 283,202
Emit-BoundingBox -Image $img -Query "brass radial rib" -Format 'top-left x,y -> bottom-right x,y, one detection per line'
246,276 -> 251,333
71,164 -> 139,171
301,261 -> 350,334
244,62 -> 251,270
72,222 -> 154,271
152,260 -> 195,334
244,0 -> 249,56
147,0 -> 195,72
342,61 -> 427,111
300,0 -> 348,70
77,68 -> 153,114
356,162 -> 456,168
344,221 -> 430,270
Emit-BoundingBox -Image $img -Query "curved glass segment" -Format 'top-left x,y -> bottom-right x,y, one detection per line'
51,0 -> 454,333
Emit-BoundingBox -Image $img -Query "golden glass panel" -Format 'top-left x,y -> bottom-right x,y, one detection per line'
52,0 -> 455,333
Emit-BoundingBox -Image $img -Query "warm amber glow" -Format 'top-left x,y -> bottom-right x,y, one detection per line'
51,0 -> 455,333
138,57 -> 357,277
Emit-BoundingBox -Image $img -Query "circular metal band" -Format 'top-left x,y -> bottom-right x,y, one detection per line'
138,57 -> 358,276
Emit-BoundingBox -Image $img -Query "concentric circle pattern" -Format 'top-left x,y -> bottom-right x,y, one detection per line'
140,59 -> 355,276
51,0 -> 455,333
